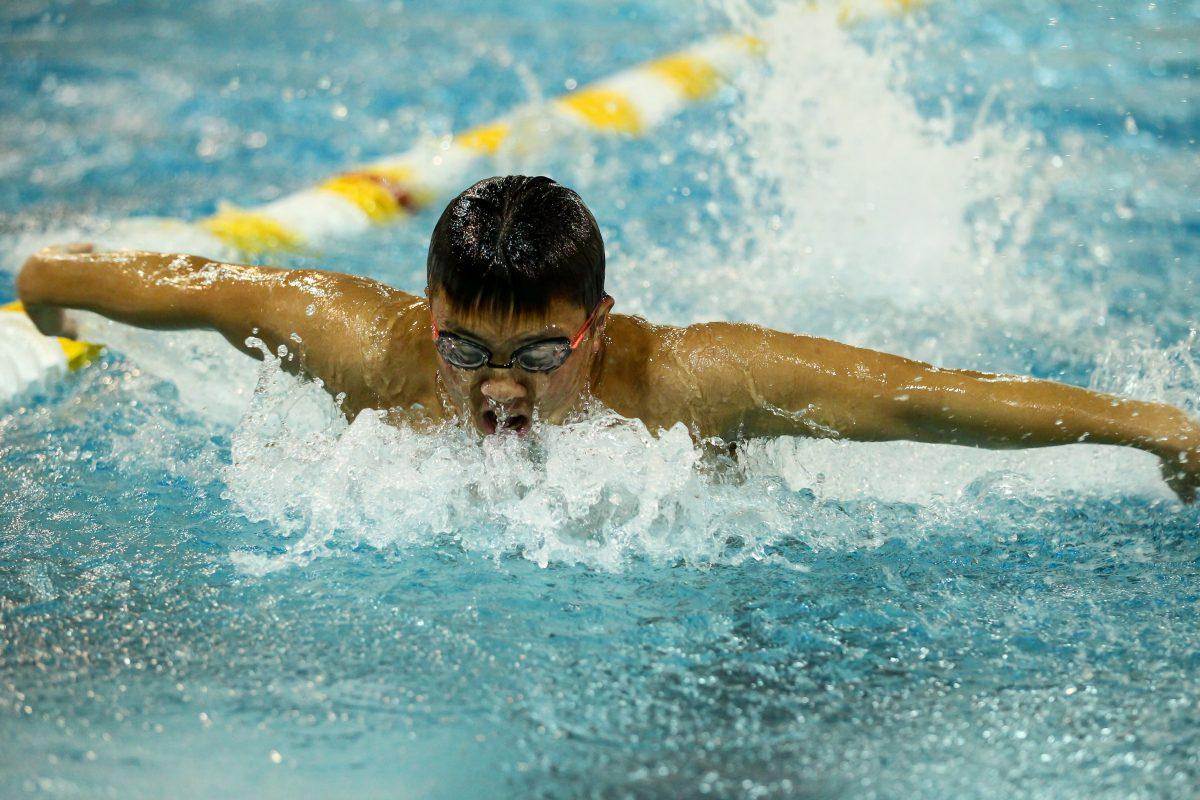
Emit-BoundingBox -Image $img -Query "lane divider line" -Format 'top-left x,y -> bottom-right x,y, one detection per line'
1,1 -> 924,401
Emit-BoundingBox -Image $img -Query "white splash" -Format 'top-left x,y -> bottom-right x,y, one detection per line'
611,3 -> 1047,343
224,355 -> 803,574
220,354 -> 1178,576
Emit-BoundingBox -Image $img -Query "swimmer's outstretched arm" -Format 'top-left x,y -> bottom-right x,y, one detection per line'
16,245 -> 422,404
669,322 -> 1200,502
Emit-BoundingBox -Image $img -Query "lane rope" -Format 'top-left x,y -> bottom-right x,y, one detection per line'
191,33 -> 769,256
0,0 -> 923,401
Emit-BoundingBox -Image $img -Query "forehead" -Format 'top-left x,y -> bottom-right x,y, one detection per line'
431,292 -> 588,341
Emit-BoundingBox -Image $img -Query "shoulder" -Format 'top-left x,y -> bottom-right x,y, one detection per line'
353,292 -> 441,415
598,314 -> 751,431
302,287 -> 439,419
597,315 -> 823,437
609,317 -> 772,377
594,314 -> 663,421
362,290 -> 427,361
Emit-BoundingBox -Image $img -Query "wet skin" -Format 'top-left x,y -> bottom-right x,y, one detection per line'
428,293 -> 614,437
17,245 -> 1200,502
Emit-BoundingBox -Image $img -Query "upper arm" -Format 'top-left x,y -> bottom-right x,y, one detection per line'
203,264 -> 423,403
663,321 -> 934,440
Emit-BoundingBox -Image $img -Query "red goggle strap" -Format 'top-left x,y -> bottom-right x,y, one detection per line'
569,295 -> 611,349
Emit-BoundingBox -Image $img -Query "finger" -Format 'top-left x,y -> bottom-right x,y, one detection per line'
24,303 -> 64,338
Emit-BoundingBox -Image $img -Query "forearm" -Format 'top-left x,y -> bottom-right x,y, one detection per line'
900,369 -> 1200,460
17,248 -> 315,359
17,249 -> 258,333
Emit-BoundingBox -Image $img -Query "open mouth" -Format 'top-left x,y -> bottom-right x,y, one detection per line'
481,409 -> 531,436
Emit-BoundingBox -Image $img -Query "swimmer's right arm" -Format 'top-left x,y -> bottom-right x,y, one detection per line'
17,245 -> 421,398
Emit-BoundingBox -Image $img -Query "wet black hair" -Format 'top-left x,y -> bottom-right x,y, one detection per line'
426,175 -> 605,315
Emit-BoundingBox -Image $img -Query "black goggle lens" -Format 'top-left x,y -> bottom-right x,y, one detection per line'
513,340 -> 571,372
436,336 -> 489,369
435,335 -> 573,373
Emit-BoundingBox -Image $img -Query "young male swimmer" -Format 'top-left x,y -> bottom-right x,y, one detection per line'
16,175 -> 1200,501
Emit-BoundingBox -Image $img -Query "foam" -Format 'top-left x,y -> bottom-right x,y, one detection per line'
219,350 -> 1179,576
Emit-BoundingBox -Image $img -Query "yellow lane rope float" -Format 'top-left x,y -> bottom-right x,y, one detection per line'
193,32 -> 770,257
0,0 -> 922,401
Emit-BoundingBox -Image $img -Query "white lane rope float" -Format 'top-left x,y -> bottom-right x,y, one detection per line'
0,0 -> 923,402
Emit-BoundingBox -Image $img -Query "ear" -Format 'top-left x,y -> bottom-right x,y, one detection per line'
590,295 -> 615,354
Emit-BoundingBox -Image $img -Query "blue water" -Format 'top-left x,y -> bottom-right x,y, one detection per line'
2,1 -> 1199,798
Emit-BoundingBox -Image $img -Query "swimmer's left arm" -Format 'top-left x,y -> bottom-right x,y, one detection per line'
676,322 -> 1200,501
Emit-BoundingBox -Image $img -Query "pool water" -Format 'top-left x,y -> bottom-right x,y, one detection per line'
2,1 -> 1199,797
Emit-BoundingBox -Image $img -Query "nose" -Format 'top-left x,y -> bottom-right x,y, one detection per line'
479,375 -> 528,405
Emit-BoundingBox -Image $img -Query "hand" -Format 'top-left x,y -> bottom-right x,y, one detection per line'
1160,445 -> 1200,504
24,302 -> 76,339
18,243 -> 94,338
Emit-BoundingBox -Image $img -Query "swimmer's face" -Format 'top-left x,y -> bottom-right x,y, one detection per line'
429,291 -> 610,436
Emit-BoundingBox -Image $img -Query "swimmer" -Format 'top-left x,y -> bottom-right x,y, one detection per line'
16,175 -> 1200,501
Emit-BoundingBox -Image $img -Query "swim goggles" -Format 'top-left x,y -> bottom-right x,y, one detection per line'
431,295 -> 611,373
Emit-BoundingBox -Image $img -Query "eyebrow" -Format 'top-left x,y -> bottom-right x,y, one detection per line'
441,322 -> 568,348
